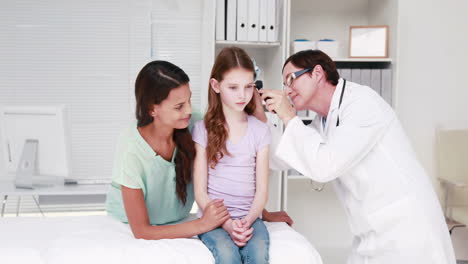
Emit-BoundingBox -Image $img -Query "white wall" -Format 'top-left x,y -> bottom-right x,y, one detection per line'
287,180 -> 352,264
0,0 -> 210,181
0,0 -> 145,180
396,0 -> 468,191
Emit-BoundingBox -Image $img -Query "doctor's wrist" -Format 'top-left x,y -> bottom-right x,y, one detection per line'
282,114 -> 296,126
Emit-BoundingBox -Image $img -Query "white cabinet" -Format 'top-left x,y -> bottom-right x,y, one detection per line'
212,0 -> 290,100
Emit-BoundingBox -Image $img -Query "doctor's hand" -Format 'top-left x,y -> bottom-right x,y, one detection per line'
258,89 -> 296,125
252,88 -> 268,123
262,209 -> 294,226
222,219 -> 254,247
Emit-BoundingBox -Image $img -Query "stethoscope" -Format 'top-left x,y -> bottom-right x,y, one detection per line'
310,78 -> 346,192
336,79 -> 346,127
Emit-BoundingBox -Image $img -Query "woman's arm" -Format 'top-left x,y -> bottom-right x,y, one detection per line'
122,186 -> 229,240
193,143 -> 212,211
244,145 -> 270,226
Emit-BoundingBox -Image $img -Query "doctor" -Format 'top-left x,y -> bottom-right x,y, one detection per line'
258,49 -> 456,264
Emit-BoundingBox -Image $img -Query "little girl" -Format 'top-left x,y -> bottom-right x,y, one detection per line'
192,47 -> 270,264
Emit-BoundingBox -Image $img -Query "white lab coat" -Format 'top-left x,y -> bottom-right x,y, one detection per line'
270,78 -> 456,264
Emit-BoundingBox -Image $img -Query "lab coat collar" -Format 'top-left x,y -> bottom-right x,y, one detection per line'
328,78 -> 345,114
321,78 -> 345,134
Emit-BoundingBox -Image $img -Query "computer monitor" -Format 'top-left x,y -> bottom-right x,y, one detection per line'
0,105 -> 71,188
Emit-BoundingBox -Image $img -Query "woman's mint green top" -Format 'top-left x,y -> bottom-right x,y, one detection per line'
106,112 -> 202,225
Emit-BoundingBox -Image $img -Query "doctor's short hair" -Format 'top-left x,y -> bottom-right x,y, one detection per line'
283,49 -> 340,86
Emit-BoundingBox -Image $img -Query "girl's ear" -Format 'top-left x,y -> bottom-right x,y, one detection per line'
210,78 -> 220,93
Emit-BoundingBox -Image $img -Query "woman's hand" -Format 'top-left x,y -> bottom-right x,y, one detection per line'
258,89 -> 296,125
200,199 -> 230,232
222,219 -> 254,247
262,209 -> 294,226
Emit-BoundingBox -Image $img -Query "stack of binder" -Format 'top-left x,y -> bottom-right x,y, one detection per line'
338,68 -> 392,105
216,0 -> 278,42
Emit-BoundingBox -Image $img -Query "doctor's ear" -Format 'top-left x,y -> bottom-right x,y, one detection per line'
210,78 -> 220,93
311,65 -> 325,79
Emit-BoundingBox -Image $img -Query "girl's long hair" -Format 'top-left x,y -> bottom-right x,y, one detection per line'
135,60 -> 194,205
204,47 -> 256,168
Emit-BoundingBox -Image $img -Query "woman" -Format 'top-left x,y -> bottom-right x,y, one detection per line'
106,60 -> 292,240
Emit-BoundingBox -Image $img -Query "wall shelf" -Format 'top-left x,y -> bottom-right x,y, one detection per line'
215,40 -> 281,48
288,175 -> 307,180
333,58 -> 392,63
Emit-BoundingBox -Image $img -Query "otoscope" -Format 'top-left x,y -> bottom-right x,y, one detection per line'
255,80 -> 276,113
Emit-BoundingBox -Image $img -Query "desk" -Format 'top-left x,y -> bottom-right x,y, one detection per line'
0,180 -> 110,217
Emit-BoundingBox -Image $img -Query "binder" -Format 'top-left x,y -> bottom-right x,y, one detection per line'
226,0 -> 237,41
361,69 -> 371,87
247,0 -> 260,41
381,69 -> 392,105
351,69 -> 361,84
215,0 -> 226,41
370,69 -> 381,94
267,0 -> 277,42
259,0 -> 268,41
236,0 -> 248,41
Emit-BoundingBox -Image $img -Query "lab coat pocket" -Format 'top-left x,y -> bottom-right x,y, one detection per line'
366,196 -> 419,253
367,196 -> 412,234
366,195 -> 439,262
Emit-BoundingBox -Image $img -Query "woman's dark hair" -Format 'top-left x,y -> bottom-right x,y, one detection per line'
283,49 -> 340,85
134,60 -> 194,205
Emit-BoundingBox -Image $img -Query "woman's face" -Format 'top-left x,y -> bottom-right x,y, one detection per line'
152,83 -> 192,129
282,62 -> 318,111
213,68 -> 255,112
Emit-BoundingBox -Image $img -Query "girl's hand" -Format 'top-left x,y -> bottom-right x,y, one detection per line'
200,199 -> 230,232
222,219 -> 254,247
258,89 -> 296,125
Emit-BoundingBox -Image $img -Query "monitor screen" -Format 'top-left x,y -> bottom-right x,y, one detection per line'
0,106 -> 70,182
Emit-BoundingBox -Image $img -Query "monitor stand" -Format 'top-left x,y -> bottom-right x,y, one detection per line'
14,139 -> 62,189
15,139 -> 38,189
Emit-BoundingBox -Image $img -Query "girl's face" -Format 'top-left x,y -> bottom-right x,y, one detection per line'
151,83 -> 192,129
212,68 -> 255,112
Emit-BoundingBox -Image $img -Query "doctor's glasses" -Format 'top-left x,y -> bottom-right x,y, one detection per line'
283,67 -> 312,89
